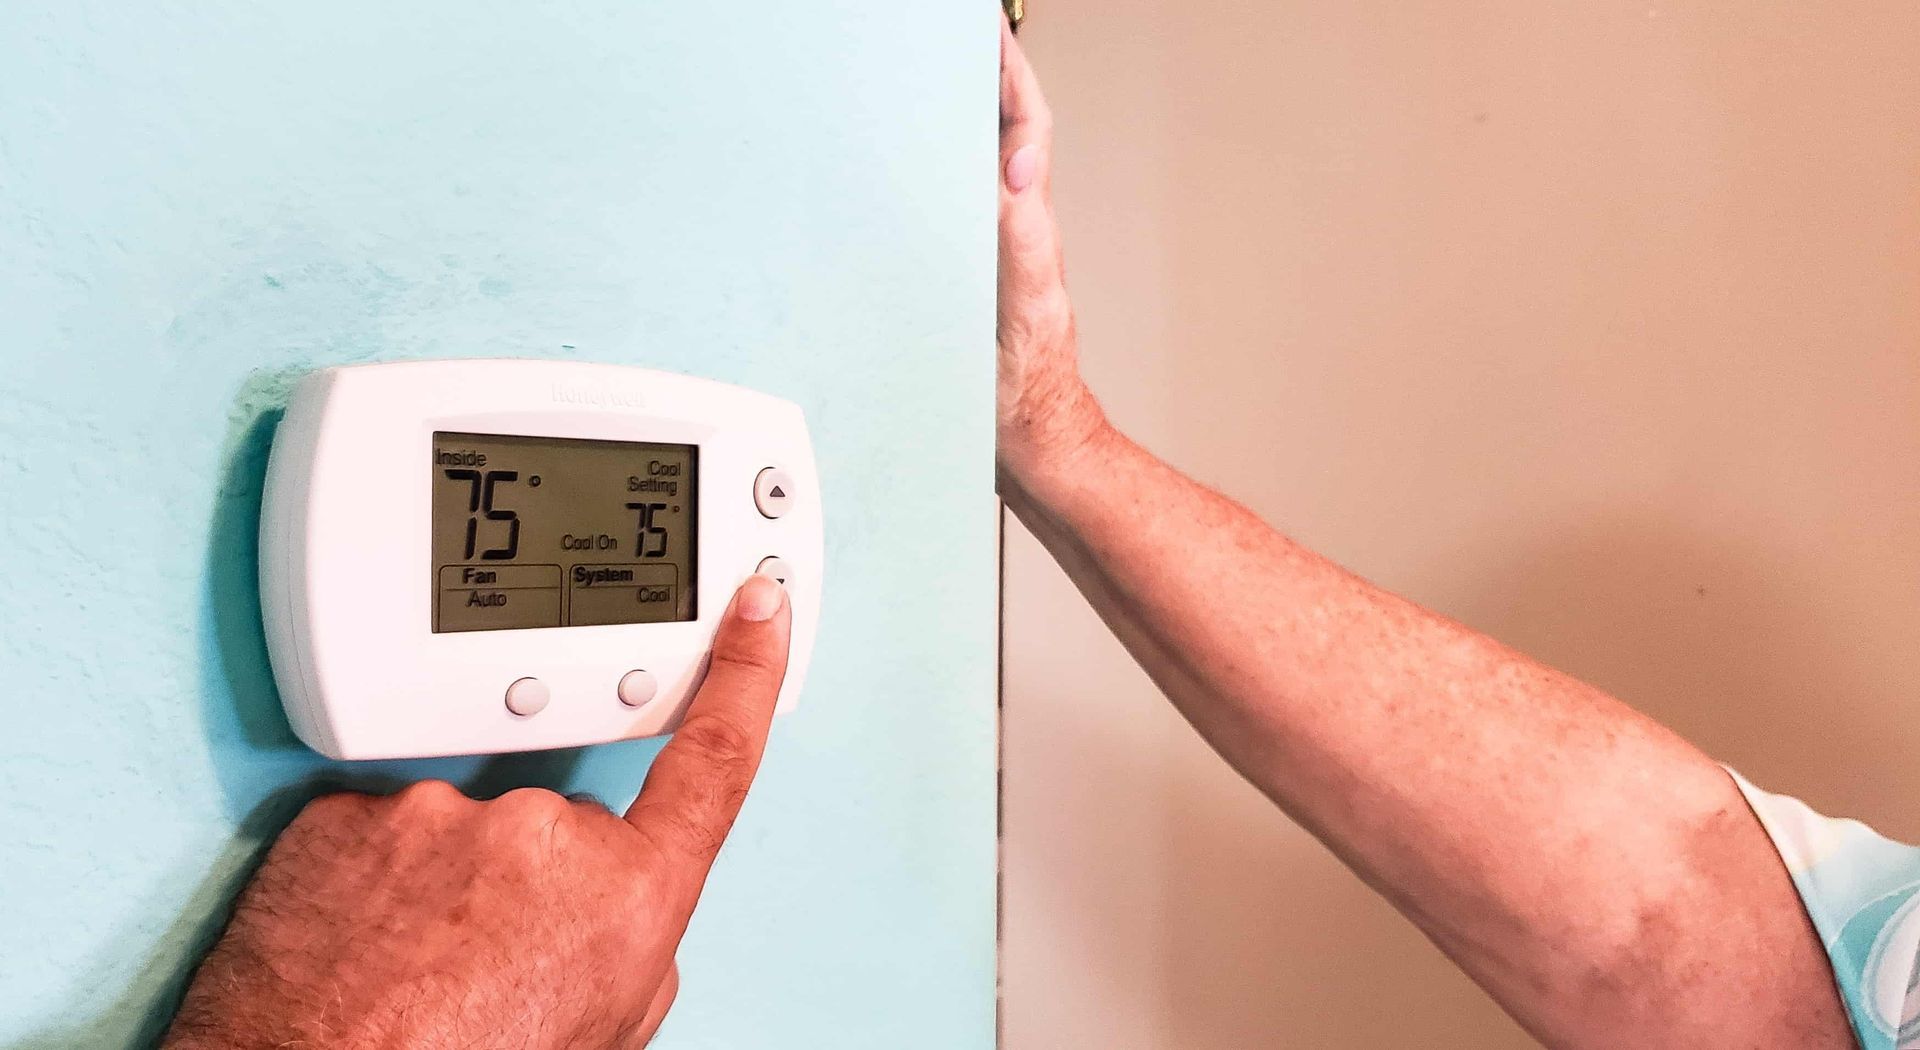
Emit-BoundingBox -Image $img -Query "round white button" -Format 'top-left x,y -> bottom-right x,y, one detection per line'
756,556 -> 794,587
504,677 -> 550,717
754,467 -> 795,519
617,669 -> 659,708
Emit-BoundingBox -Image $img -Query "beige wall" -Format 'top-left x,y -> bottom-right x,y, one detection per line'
1001,3 -> 1920,1047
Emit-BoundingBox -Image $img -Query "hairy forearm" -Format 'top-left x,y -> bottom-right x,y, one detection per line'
1001,416 -> 1849,1048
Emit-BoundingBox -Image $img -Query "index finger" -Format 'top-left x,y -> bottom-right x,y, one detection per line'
625,572 -> 791,889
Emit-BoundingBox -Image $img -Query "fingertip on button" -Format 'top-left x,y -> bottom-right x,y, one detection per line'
755,556 -> 793,587
735,572 -> 784,621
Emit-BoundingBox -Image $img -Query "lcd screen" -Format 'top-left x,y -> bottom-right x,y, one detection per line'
430,432 -> 698,632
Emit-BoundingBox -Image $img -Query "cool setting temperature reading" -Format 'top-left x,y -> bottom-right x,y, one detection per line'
430,432 -> 698,632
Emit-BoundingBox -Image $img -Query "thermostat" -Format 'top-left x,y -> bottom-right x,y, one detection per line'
258,359 -> 823,761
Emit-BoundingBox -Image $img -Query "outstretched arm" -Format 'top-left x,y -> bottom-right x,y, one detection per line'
996,23 -> 1851,1049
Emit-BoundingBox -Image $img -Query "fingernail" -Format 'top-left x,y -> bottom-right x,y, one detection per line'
1005,144 -> 1039,194
735,572 -> 784,622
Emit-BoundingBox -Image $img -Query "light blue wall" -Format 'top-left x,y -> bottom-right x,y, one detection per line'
0,3 -> 997,1046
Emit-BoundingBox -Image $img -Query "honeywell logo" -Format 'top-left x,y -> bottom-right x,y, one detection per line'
551,383 -> 646,409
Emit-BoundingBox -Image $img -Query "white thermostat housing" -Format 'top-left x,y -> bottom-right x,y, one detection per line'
259,359 -> 822,761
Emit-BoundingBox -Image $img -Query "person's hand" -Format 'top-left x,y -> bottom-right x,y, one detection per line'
997,19 -> 1107,485
161,573 -> 793,1050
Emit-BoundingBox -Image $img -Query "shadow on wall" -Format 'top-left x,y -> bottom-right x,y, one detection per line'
10,371 -> 616,1050
1138,513 -> 1897,1050
206,369 -> 304,761
1440,514 -> 1913,828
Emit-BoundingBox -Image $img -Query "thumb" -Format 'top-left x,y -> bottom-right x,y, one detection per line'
998,22 -> 1068,345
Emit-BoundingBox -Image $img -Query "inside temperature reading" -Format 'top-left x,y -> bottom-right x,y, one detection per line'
430,432 -> 699,632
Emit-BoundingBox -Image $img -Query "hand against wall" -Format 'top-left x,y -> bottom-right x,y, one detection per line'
997,19 -> 1107,483
161,573 -> 792,1050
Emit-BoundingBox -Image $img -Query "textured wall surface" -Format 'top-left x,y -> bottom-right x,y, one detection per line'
1003,1 -> 1920,1048
0,3 -> 998,1047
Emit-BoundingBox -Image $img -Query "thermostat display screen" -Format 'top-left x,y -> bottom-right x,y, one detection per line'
430,432 -> 698,632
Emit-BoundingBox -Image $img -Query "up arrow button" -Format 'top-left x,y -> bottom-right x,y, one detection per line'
754,467 -> 796,519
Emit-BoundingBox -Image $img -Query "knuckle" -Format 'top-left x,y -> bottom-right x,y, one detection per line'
1002,312 -> 1072,359
1011,228 -> 1064,272
707,642 -> 782,683
486,789 -> 582,867
393,778 -> 468,812
492,786 -> 573,824
649,805 -> 735,865
672,716 -> 758,778
563,790 -> 613,815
